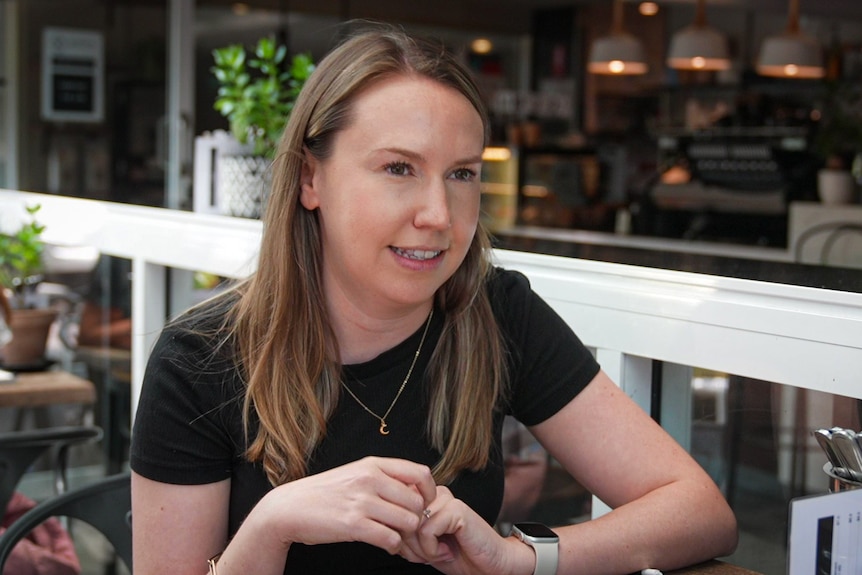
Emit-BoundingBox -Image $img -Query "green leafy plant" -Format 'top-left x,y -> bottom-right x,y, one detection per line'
212,36 -> 314,158
0,204 -> 46,308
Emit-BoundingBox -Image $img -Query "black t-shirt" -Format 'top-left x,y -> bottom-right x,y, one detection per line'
130,268 -> 600,574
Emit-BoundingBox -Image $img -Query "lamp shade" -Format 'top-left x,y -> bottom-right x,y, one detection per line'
755,0 -> 824,80
666,0 -> 730,71
587,0 -> 647,76
667,24 -> 730,70
757,32 -> 824,78
588,32 -> 648,75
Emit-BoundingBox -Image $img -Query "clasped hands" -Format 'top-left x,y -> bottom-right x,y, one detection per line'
268,456 -> 533,575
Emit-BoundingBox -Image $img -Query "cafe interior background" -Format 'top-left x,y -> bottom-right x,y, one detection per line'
2,0 -> 862,572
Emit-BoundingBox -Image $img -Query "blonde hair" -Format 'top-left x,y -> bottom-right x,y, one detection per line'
231,24 -> 505,486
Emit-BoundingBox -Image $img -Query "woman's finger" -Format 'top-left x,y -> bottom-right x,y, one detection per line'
372,457 -> 437,508
415,487 -> 458,561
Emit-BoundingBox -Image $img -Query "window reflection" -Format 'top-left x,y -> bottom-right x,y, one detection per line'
63,255 -> 133,475
690,369 -> 860,574
495,363 -> 860,575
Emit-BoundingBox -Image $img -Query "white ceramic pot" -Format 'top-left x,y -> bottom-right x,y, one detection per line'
817,169 -> 856,205
217,155 -> 272,219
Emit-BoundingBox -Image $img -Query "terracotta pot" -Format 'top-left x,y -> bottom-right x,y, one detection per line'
1,308 -> 58,368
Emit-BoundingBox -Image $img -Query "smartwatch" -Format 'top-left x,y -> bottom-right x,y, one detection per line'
511,522 -> 559,575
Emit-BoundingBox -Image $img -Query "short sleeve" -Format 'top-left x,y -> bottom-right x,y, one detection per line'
491,268 -> 600,426
130,319 -> 245,485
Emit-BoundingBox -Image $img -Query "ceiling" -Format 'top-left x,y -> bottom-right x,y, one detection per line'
192,0 -> 862,36
22,0 -> 862,21
241,0 -> 861,19
494,0 -> 862,21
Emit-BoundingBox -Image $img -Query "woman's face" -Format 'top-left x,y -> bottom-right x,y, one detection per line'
300,74 -> 484,317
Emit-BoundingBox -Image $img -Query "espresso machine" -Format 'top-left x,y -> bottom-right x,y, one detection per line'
639,128 -> 819,247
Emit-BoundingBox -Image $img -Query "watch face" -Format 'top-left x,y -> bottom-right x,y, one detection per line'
514,522 -> 558,539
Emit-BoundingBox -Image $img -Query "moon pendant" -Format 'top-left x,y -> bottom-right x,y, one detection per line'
379,421 -> 390,435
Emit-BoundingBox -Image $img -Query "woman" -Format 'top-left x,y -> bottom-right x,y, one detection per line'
130,25 -> 737,575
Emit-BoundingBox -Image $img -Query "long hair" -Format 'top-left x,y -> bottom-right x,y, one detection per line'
232,23 -> 506,486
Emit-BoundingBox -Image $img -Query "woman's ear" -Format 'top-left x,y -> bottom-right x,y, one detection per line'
299,152 -> 320,210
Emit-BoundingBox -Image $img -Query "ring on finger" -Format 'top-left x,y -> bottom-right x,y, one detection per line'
422,508 -> 432,519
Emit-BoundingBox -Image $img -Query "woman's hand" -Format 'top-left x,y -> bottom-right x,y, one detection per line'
398,486 -> 535,575
133,458 -> 437,575
256,456 -> 437,554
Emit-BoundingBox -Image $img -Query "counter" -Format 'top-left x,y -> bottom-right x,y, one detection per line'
493,226 -> 862,294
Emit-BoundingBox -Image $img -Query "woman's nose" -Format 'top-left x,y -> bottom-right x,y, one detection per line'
413,178 -> 452,229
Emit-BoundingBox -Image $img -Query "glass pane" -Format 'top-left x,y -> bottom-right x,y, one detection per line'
0,0 -> 6,188
3,249 -> 129,569
65,255 -> 133,475
688,370 -> 860,574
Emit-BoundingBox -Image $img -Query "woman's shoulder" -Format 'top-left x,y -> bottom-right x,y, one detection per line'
171,291 -> 236,332
486,266 -> 533,311
487,264 -> 530,290
485,265 -> 575,345
150,291 -> 239,370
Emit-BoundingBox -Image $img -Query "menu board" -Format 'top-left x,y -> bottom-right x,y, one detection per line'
41,28 -> 104,122
789,487 -> 862,574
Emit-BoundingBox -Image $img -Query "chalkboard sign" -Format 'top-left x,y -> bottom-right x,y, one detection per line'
41,28 -> 104,122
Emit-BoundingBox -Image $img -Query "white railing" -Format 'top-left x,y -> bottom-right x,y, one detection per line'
3,189 -> 862,491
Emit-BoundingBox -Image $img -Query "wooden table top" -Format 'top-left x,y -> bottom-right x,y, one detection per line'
667,560 -> 763,575
0,370 -> 97,408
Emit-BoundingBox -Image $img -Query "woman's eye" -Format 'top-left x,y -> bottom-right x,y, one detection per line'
450,167 -> 477,182
384,161 -> 412,176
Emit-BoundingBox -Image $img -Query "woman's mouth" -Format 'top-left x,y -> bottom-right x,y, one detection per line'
391,247 -> 443,261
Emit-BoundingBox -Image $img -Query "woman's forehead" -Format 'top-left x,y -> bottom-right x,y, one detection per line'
330,85 -> 483,165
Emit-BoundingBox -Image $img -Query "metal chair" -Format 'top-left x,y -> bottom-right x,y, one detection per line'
0,472 -> 132,572
0,425 -> 103,515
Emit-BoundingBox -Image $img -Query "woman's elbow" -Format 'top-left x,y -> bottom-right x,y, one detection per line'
713,500 -> 739,557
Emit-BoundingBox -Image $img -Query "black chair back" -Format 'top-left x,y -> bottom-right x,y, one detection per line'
0,472 -> 132,572
0,425 -> 103,514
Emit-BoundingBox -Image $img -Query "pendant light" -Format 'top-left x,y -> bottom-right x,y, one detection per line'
667,0 -> 730,71
756,0 -> 824,79
588,0 -> 648,76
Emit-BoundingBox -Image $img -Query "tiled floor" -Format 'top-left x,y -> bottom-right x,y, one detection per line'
72,522 -> 131,575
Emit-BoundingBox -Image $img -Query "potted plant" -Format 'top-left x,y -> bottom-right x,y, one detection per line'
0,204 -> 58,368
813,83 -> 862,205
205,36 -> 314,218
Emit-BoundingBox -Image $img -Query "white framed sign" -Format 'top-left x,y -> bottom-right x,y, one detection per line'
789,487 -> 862,574
41,27 -> 104,123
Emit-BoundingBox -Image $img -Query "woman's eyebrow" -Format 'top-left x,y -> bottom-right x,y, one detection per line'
374,148 -> 483,166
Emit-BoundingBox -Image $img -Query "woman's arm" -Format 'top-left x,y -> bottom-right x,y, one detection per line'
78,301 -> 132,349
403,370 -> 736,575
132,457 -> 438,575
132,472 -> 233,575
531,370 -> 738,574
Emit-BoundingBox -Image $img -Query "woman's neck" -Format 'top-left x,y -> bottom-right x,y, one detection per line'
329,303 -> 434,365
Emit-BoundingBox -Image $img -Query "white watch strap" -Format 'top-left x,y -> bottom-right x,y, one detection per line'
531,539 -> 559,575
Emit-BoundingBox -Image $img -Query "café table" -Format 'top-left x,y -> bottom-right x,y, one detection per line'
0,369 -> 97,430
0,370 -> 96,408
667,560 -> 763,575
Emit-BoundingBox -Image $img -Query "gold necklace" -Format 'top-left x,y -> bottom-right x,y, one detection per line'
341,309 -> 434,435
